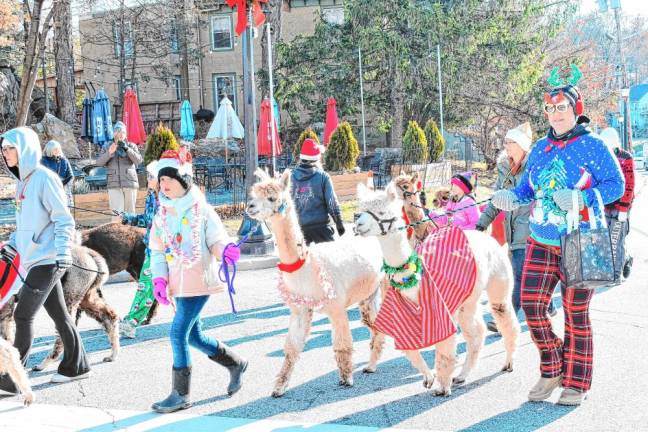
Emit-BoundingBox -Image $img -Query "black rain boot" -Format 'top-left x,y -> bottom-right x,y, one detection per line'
151,367 -> 191,414
209,343 -> 248,396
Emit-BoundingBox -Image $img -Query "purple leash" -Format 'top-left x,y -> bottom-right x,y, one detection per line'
219,223 -> 260,314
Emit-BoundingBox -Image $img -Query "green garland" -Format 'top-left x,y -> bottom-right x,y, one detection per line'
382,251 -> 423,291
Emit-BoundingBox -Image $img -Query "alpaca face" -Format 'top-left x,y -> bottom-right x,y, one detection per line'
354,182 -> 402,237
393,172 -> 418,201
432,188 -> 450,209
247,168 -> 291,221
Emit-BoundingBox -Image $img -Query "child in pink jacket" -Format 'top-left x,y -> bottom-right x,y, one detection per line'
148,150 -> 245,414
429,172 -> 481,230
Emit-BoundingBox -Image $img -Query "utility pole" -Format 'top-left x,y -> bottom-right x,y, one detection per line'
358,46 -> 367,156
611,1 -> 631,151
243,8 -> 258,193
436,44 -> 445,156
266,23 -> 277,174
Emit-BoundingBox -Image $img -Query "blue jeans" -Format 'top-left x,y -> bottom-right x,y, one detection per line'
512,248 -> 555,316
170,296 -> 219,368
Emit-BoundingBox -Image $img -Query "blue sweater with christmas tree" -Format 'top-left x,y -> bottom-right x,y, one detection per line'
513,125 -> 624,246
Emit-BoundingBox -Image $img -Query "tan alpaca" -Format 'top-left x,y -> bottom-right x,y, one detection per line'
393,172 -> 436,245
247,169 -> 386,397
0,337 -> 34,406
354,181 -> 520,396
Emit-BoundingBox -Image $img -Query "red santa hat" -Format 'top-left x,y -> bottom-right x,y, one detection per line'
157,148 -> 193,189
300,138 -> 324,161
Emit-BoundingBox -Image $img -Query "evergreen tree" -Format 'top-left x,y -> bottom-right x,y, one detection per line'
144,124 -> 179,165
424,119 -> 445,162
325,122 -> 359,172
402,120 -> 428,164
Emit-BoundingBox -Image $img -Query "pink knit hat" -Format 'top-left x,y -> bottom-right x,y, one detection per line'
451,171 -> 476,195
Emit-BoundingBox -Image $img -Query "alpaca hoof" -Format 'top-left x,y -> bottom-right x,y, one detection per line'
103,356 -> 115,363
452,376 -> 466,386
23,393 -> 34,407
338,378 -> 353,387
501,362 -> 513,373
423,375 -> 435,389
362,366 -> 376,374
271,388 -> 286,398
433,387 -> 451,397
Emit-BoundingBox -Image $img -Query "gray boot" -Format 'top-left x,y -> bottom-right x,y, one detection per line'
152,367 -> 191,414
209,343 -> 248,396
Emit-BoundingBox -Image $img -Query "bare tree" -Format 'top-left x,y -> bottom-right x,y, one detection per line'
16,0 -> 57,126
53,0 -> 76,125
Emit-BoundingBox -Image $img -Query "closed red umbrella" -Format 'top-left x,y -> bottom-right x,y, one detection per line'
257,98 -> 282,157
323,96 -> 339,146
122,88 -> 147,145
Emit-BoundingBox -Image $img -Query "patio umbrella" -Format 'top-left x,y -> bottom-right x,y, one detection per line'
207,96 -> 244,160
180,100 -> 195,141
122,88 -> 147,145
80,96 -> 94,140
257,98 -> 282,160
92,89 -> 113,147
323,96 -> 339,146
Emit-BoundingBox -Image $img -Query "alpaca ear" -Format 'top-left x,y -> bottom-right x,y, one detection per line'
279,169 -> 291,191
385,182 -> 398,202
357,182 -> 370,199
411,172 -> 420,184
254,168 -> 270,181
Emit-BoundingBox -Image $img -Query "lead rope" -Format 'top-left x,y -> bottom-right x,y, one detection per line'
219,222 -> 261,314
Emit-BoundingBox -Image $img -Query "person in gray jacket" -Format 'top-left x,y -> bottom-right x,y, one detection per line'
0,127 -> 90,394
476,122 -> 555,332
290,138 -> 345,245
95,121 -> 143,221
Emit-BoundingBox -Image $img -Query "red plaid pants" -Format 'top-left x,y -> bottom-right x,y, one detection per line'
521,238 -> 595,391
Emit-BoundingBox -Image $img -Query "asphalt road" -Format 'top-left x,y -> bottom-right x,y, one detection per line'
1,171 -> 648,432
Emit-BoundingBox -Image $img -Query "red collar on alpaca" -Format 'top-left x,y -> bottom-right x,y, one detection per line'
277,256 -> 307,273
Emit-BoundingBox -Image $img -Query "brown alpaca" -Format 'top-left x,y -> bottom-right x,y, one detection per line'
0,336 -> 34,406
393,172 -> 435,245
247,169 -> 386,398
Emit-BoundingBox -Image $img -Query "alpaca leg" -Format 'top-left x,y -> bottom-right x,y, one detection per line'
1,340 -> 34,406
432,334 -> 457,396
403,350 -> 435,389
329,308 -> 355,387
454,299 -> 486,385
487,277 -> 520,372
79,290 -> 120,363
272,308 -> 313,398
359,296 -> 385,373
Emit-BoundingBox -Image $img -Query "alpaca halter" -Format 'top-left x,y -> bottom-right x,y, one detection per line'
364,210 -> 398,236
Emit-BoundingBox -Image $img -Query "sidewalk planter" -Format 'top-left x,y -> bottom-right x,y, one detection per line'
330,172 -> 369,201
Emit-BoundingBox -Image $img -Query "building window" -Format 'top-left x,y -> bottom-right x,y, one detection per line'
174,76 -> 182,100
211,15 -> 233,51
170,22 -> 179,53
213,74 -> 236,112
322,6 -> 344,25
113,21 -> 134,58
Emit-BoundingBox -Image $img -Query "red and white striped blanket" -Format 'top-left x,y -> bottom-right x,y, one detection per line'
373,226 -> 477,350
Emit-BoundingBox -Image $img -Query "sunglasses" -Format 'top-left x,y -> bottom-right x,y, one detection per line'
543,103 -> 571,114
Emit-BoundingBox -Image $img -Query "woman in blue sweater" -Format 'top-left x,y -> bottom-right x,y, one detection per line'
491,70 -> 624,406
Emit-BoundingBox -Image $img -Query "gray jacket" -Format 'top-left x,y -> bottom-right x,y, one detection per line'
477,152 -> 531,251
95,141 -> 142,189
3,127 -> 74,269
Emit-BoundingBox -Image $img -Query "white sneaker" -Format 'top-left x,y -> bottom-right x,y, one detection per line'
50,371 -> 91,384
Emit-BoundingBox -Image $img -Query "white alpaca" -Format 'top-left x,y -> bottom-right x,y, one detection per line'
354,182 -> 520,396
246,169 -> 386,397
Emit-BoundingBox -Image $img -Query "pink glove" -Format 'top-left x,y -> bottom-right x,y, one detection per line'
222,243 -> 241,265
153,277 -> 170,305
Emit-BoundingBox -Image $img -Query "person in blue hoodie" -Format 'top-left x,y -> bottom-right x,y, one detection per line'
0,127 -> 90,396
290,138 -> 344,244
491,70 -> 624,406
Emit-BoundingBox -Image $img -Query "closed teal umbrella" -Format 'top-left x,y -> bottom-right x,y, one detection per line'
180,100 -> 195,141
92,89 -> 113,147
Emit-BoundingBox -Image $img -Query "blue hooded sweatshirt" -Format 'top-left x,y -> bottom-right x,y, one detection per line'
2,127 -> 74,269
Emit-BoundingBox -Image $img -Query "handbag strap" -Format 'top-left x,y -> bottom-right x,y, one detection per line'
586,188 -> 607,230
566,190 -> 580,233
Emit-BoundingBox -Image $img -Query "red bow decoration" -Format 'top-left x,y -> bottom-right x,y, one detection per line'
226,0 -> 268,36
